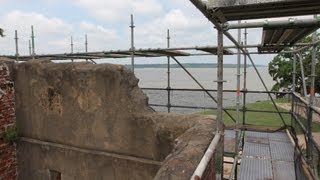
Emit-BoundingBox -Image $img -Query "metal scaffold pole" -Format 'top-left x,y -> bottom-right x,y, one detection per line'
31,25 -> 35,60
291,50 -> 297,128
170,56 -> 236,122
167,29 -> 171,113
71,36 -> 74,62
71,36 -> 74,54
14,30 -> 19,62
130,14 -> 135,73
85,34 -> 88,62
189,0 -> 286,126
307,18 -> 317,166
85,34 -> 88,52
298,53 -> 308,97
217,27 -> 224,180
28,40 -> 32,56
217,29 -> 224,132
235,21 -> 241,157
242,28 -> 248,128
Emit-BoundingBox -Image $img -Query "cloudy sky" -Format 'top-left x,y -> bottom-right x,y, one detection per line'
0,0 -> 288,65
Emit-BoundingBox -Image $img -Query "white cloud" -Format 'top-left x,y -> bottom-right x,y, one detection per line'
77,21 -> 120,51
133,9 -> 214,48
0,10 -> 121,55
0,1 -> 285,65
2,10 -> 72,35
79,21 -> 117,38
0,10 -> 73,55
74,0 -> 163,22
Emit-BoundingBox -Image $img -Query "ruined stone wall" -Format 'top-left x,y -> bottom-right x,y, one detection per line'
0,61 -> 17,179
13,61 -> 164,179
14,61 -> 160,158
13,60 -> 216,180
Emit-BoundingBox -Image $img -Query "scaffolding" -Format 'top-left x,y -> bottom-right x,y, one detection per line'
3,1 -> 320,179
190,0 -> 320,179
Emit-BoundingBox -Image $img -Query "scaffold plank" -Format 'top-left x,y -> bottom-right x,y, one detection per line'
238,131 -> 295,180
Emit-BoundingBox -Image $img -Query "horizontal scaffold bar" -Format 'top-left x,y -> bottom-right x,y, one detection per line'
224,18 -> 320,30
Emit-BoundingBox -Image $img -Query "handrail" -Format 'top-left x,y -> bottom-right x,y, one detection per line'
142,87 -> 291,94
149,103 -> 291,114
190,133 -> 221,180
293,92 -> 320,117
293,92 -> 309,105
310,136 -> 320,153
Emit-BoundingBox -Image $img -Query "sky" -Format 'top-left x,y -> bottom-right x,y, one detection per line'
0,0 -> 307,65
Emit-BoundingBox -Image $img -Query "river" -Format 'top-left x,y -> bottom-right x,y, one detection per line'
134,67 -> 275,113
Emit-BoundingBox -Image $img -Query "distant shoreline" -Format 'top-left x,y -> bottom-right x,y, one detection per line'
125,63 -> 266,69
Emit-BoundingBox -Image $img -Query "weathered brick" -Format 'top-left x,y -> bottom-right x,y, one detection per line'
0,62 -> 17,178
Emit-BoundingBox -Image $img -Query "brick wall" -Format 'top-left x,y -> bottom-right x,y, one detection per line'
0,63 -> 17,179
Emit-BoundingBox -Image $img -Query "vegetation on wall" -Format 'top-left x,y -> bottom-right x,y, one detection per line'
3,126 -> 18,144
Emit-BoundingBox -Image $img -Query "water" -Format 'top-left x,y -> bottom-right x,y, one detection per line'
135,67 -> 275,113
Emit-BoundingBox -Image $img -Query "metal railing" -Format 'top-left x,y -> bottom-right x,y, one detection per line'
143,87 -> 293,179
291,93 -> 320,179
143,87 -> 320,179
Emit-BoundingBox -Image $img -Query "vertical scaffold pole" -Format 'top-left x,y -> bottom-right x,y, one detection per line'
71,36 -> 74,53
298,53 -> 308,97
31,25 -> 35,60
14,30 -> 19,62
217,27 -> 224,180
28,40 -> 32,56
167,29 -> 171,113
85,34 -> 88,62
242,28 -> 248,127
235,21 -> 241,156
291,50 -> 297,128
71,36 -> 74,62
217,29 -> 224,132
85,34 -> 88,52
307,19 -> 317,167
130,14 -> 135,73
241,28 -> 248,150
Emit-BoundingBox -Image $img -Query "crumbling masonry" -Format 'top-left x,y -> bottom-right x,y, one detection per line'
0,60 -> 17,180
0,59 -> 216,180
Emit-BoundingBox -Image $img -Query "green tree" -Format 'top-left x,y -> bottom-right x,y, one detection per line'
268,33 -> 320,97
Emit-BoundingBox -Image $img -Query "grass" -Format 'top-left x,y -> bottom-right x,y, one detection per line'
199,98 -> 320,132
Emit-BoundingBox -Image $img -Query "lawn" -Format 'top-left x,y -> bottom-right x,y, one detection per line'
199,98 -> 320,132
